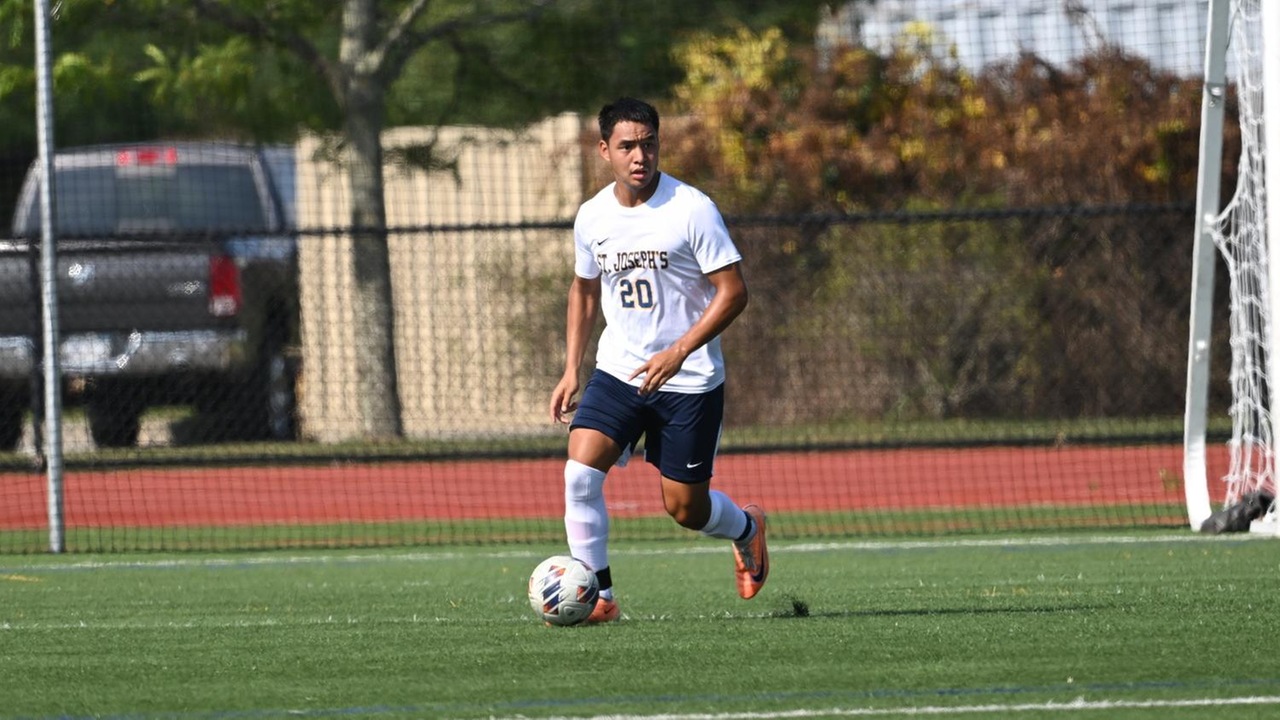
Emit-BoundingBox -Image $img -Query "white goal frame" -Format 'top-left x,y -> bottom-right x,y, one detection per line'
1184,0 -> 1280,534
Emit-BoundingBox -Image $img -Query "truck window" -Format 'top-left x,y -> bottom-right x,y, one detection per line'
20,165 -> 269,237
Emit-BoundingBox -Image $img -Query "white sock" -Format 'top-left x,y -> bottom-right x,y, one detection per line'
564,459 -> 609,580
700,490 -> 750,541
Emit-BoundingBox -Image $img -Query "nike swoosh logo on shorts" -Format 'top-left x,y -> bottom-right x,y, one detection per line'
686,461 -> 703,469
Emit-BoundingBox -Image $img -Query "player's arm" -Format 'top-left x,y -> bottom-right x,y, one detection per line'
551,275 -> 602,423
629,262 -> 748,395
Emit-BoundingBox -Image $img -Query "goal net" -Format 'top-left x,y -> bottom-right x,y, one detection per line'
1186,0 -> 1278,534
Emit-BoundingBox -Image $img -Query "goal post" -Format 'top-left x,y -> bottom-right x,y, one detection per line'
1263,0 -> 1280,534
1184,0 -> 1279,534
1183,0 -> 1230,531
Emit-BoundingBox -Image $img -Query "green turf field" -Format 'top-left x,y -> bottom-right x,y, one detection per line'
2,531 -> 1278,719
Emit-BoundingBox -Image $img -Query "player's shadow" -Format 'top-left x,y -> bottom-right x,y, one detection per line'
768,599 -> 1113,620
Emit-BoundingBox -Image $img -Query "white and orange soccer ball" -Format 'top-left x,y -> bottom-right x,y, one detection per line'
527,555 -> 599,626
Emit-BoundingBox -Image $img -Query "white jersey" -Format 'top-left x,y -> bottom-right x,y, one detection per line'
573,173 -> 742,393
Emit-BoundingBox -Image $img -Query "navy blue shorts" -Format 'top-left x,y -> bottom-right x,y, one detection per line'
570,370 -> 724,483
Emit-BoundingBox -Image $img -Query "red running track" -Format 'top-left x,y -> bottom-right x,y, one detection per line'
0,445 -> 1228,529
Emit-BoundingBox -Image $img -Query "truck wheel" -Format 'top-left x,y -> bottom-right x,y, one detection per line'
261,350 -> 298,441
207,335 -> 297,442
86,384 -> 143,448
0,402 -> 23,451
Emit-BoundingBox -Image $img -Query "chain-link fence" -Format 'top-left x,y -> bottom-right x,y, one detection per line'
0,2 -> 1223,551
0,173 -> 1205,551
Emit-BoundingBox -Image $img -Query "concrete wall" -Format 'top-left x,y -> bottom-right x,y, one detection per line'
295,113 -> 588,442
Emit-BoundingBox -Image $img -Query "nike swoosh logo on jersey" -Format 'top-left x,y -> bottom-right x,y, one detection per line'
594,237 -> 609,246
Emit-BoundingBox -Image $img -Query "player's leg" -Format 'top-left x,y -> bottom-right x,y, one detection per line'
649,384 -> 769,599
564,427 -> 618,593
565,370 -> 643,620
657,478 -> 768,600
564,430 -> 621,623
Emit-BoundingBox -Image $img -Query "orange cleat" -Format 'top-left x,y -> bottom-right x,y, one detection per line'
586,596 -> 620,624
732,504 -> 769,599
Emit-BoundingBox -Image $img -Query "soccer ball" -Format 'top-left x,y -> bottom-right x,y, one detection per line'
527,555 -> 599,626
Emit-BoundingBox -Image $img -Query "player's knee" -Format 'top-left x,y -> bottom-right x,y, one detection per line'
565,460 -> 605,503
668,507 -> 702,530
664,496 -> 710,530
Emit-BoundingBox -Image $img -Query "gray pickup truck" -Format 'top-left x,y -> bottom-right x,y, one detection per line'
0,142 -> 299,449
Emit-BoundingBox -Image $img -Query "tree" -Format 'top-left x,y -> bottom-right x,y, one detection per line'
661,24 -> 1207,422
2,0 -> 830,438
171,0 -> 556,439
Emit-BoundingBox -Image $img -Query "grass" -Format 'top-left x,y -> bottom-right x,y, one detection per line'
2,530 -> 1278,719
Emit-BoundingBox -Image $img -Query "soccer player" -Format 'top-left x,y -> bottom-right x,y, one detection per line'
549,97 -> 768,623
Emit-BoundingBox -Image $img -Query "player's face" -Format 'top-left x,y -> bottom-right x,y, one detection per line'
600,120 -> 659,202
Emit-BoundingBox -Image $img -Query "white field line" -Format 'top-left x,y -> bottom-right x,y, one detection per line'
0,532 -> 1254,574
487,695 -> 1280,720
0,614 -> 508,631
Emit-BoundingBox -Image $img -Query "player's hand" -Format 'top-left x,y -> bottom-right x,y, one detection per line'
629,346 -> 687,395
550,373 -> 580,424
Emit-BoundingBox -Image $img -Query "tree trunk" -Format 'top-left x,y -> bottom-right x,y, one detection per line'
342,0 -> 403,439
